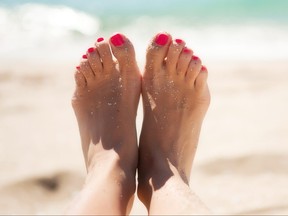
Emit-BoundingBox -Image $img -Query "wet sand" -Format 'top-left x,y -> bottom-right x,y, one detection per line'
0,59 -> 288,214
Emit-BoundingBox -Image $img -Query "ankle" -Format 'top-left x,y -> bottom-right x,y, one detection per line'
86,151 -> 136,184
137,158 -> 187,207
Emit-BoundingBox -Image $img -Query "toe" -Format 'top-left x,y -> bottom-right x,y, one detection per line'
186,56 -> 202,84
176,47 -> 193,76
79,57 -> 95,86
145,32 -> 172,73
109,33 -> 138,73
86,47 -> 103,75
166,39 -> 186,74
195,66 -> 208,90
95,37 -> 114,71
74,67 -> 86,88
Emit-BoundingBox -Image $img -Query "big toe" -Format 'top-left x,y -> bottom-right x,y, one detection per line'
145,32 -> 172,74
109,33 -> 138,73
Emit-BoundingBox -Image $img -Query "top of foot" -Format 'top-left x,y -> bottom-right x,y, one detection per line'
72,33 -> 141,171
138,32 -> 210,201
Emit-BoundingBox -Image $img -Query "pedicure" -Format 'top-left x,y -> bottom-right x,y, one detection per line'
82,54 -> 88,59
155,33 -> 169,46
192,56 -> 199,61
183,47 -> 192,54
97,37 -> 104,42
175,39 -> 183,44
87,47 -> 95,53
76,66 -> 80,70
201,66 -> 207,71
110,33 -> 125,47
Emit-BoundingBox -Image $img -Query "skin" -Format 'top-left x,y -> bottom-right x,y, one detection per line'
68,32 -> 211,215
137,33 -> 211,215
68,33 -> 141,215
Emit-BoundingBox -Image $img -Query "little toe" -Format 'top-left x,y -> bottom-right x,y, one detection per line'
186,55 -> 202,84
86,47 -> 103,75
166,39 -> 186,74
176,47 -> 193,76
95,37 -> 114,71
145,32 -> 172,74
195,66 -> 208,90
79,57 -> 95,86
109,33 -> 138,73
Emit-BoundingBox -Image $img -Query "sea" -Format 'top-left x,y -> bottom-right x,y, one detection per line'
1,0 -> 288,63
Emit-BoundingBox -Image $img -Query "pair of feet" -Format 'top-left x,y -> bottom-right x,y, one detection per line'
70,32 -> 210,215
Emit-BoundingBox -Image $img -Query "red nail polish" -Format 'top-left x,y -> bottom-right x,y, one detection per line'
201,66 -> 207,71
97,37 -> 104,42
110,33 -> 125,46
76,66 -> 80,70
82,54 -> 87,59
87,47 -> 95,53
192,56 -> 199,61
155,33 -> 169,46
175,39 -> 183,44
183,47 -> 191,53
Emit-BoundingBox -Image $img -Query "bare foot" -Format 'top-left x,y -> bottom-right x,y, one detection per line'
137,32 -> 210,211
70,33 -> 141,215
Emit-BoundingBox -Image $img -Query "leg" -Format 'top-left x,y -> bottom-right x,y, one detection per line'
67,33 -> 141,215
138,33 -> 211,214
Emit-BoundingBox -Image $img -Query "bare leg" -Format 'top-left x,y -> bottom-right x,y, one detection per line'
138,33 -> 211,215
67,33 -> 141,215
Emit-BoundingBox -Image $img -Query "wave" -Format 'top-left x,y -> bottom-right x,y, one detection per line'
1,3 -> 288,62
0,4 -> 100,41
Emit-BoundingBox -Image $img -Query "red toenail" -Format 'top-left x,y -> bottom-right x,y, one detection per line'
76,66 -> 80,70
183,47 -> 192,53
110,33 -> 125,47
97,37 -> 104,42
87,47 -> 95,53
201,66 -> 207,71
82,54 -> 87,59
175,39 -> 183,44
155,33 -> 169,46
192,56 -> 199,61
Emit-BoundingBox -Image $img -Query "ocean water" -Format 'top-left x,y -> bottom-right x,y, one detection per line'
1,0 -> 288,63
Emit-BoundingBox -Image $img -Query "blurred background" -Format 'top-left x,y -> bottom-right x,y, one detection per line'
1,0 -> 288,63
0,0 -> 288,214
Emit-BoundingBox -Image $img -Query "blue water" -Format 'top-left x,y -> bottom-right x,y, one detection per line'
1,0 -> 288,24
1,0 -> 288,61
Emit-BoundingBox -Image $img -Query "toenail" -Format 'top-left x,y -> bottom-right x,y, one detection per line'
183,47 -> 192,54
192,56 -> 199,61
97,37 -> 104,42
155,33 -> 169,46
110,33 -> 125,47
201,66 -> 207,71
175,39 -> 183,44
82,54 -> 88,59
76,66 -> 80,70
87,47 -> 95,53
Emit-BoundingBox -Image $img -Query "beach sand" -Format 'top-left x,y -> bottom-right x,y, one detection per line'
0,58 -> 288,215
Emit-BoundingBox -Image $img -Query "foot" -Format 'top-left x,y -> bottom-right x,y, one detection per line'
71,33 -> 141,214
137,33 -> 210,207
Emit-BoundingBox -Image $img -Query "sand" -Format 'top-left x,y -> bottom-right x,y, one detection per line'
0,57 -> 288,215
